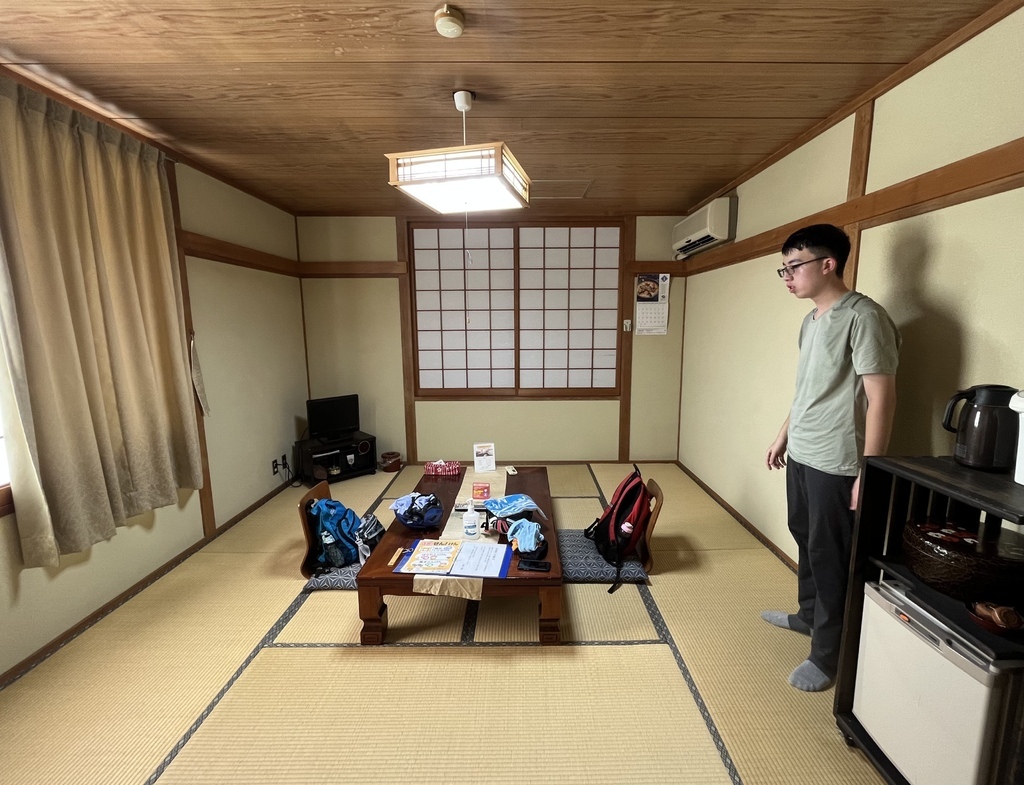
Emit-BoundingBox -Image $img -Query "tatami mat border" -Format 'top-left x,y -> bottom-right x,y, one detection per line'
269,639 -> 665,649
138,579 -> 744,784
143,591 -> 313,783
7,463 -> 753,785
588,464 -> 610,507
638,583 -> 743,785
461,598 -> 479,643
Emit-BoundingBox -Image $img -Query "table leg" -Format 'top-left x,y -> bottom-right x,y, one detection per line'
538,586 -> 562,645
358,587 -> 388,645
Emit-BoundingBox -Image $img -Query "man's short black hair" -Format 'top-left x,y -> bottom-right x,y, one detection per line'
781,224 -> 851,278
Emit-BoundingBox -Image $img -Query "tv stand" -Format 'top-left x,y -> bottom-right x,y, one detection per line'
296,431 -> 376,485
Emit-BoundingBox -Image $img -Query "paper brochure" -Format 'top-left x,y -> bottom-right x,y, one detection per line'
395,539 -> 511,579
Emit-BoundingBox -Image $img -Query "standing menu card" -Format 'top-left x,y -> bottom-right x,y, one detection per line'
473,442 -> 496,473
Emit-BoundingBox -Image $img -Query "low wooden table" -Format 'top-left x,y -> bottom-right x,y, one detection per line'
356,466 -> 563,645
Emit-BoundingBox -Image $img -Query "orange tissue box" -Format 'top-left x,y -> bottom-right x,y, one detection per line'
472,482 -> 491,500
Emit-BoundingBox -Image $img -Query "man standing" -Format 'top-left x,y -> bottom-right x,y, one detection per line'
763,224 -> 900,692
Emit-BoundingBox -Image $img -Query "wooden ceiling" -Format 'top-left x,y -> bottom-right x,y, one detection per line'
0,1 -> 1001,219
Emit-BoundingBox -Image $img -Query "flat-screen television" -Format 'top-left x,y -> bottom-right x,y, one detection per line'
307,394 -> 359,440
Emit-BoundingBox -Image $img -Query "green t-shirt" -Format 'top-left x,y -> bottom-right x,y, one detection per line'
787,291 -> 901,476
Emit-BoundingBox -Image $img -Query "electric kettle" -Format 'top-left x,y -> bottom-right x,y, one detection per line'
941,384 -> 1020,471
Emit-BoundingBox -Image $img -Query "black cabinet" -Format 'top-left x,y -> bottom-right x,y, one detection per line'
295,431 -> 376,484
835,456 -> 1024,785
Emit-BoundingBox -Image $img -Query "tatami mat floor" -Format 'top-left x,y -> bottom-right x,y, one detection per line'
0,464 -> 883,785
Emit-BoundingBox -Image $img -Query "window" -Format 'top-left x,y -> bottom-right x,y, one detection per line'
412,223 -> 621,395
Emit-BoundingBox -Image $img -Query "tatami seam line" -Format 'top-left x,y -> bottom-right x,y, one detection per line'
639,583 -> 744,785
145,590 -> 313,783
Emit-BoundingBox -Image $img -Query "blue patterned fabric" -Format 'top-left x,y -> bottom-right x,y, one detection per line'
557,528 -> 648,584
305,562 -> 360,590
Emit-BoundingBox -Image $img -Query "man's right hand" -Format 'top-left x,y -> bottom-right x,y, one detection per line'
766,436 -> 787,470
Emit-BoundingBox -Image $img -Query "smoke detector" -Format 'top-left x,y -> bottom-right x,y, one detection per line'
434,4 -> 465,38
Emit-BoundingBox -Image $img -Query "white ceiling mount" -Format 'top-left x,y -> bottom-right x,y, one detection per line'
434,5 -> 465,38
453,90 -> 473,113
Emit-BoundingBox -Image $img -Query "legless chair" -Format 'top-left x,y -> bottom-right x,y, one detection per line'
636,478 -> 664,574
297,481 -> 332,578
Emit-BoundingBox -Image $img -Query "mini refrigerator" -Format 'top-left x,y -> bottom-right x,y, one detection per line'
853,580 -> 1024,785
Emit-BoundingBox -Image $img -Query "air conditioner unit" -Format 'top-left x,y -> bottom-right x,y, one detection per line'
671,197 -> 736,260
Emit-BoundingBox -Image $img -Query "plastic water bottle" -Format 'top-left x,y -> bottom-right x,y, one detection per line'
463,499 -> 480,539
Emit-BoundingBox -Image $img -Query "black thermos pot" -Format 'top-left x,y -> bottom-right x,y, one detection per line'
941,384 -> 1020,471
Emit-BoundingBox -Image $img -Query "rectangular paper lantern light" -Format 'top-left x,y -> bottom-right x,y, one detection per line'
386,142 -> 530,214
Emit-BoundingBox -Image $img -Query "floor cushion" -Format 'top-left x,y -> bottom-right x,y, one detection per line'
557,528 -> 648,583
305,562 -> 361,590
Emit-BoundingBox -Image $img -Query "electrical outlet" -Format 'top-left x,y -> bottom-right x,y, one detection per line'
281,454 -> 288,467
272,459 -> 279,475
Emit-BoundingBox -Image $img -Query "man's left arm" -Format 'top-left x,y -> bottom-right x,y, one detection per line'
851,373 -> 898,509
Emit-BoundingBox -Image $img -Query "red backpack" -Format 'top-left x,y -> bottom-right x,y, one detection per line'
585,464 -> 653,593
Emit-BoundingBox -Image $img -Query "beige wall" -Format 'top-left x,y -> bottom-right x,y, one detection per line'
416,400 -> 620,462
297,217 -> 406,459
302,278 -> 407,460
296,216 -> 398,262
735,115 -> 855,241
296,216 -> 676,463
186,257 -> 308,524
630,281 -> 685,460
629,216 -> 687,460
858,188 -> 1024,457
0,493 -> 203,675
680,256 -> 803,555
176,165 -> 298,260
867,8 -> 1024,193
635,216 -> 683,261
678,9 -> 1024,559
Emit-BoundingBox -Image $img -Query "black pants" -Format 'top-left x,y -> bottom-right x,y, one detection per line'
786,459 -> 856,678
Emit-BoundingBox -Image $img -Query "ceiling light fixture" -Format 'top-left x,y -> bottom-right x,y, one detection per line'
385,90 -> 531,214
434,4 -> 465,38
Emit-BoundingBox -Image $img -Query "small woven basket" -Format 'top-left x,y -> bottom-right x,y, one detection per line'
902,519 -> 1024,605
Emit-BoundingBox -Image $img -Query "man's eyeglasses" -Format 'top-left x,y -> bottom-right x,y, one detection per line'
776,257 -> 828,278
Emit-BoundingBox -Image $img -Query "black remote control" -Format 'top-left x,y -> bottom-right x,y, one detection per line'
517,559 -> 551,572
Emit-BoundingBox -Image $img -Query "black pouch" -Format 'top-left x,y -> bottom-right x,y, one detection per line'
516,538 -> 548,561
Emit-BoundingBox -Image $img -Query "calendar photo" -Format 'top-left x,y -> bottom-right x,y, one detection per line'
635,274 -> 670,335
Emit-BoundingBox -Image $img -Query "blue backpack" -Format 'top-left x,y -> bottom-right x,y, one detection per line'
310,499 -> 362,569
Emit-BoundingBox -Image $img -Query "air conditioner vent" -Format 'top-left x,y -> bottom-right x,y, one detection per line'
671,197 -> 737,260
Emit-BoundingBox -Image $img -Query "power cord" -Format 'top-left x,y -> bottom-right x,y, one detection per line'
283,458 -> 304,488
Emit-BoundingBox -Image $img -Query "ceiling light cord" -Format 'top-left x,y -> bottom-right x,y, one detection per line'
460,101 -> 471,258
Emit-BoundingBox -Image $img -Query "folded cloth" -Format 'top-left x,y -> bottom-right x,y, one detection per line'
413,575 -> 483,600
482,493 -> 548,520
506,518 -> 544,553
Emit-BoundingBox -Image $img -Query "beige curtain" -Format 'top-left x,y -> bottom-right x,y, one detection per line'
0,77 -> 203,568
